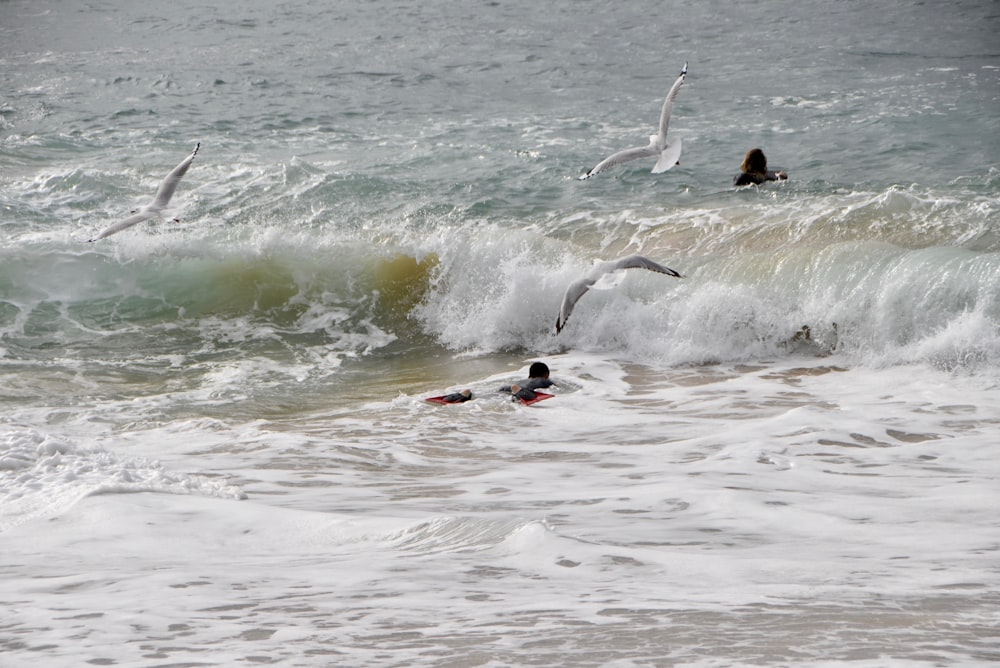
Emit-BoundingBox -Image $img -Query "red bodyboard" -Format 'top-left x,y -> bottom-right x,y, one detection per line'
425,395 -> 470,405
518,391 -> 554,406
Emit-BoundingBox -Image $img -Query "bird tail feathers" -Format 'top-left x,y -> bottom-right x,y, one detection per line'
651,138 -> 683,174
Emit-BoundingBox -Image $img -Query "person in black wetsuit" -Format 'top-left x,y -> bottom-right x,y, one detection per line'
499,362 -> 555,402
733,148 -> 788,186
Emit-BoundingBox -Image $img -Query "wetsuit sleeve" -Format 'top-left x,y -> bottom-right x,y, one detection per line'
514,387 -> 537,401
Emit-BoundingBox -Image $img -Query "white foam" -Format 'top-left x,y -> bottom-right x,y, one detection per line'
0,426 -> 245,531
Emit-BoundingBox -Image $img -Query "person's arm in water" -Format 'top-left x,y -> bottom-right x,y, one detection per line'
510,378 -> 555,401
510,384 -> 536,401
523,378 -> 554,391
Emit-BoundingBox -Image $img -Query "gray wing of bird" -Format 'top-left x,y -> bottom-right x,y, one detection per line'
610,254 -> 683,278
578,144 -> 659,180
151,142 -> 200,208
88,209 -> 156,242
554,254 -> 684,333
555,275 -> 599,333
656,62 -> 687,145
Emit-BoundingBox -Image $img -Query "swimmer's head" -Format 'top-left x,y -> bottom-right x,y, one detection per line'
740,148 -> 768,174
528,362 -> 550,378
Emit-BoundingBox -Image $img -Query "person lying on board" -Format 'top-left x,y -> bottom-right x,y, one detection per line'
733,148 -> 788,186
498,361 -> 555,402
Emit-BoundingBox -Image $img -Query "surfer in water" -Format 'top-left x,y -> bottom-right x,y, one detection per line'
499,362 -> 555,402
733,148 -> 788,187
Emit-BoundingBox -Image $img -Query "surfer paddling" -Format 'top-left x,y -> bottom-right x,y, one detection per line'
425,362 -> 555,406
499,362 -> 555,403
733,148 -> 787,187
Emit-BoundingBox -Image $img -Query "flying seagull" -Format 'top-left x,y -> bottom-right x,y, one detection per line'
89,143 -> 200,242
578,63 -> 687,180
555,254 -> 683,334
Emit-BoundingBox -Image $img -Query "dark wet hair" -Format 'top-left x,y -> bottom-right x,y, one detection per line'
528,362 -> 550,378
740,148 -> 768,175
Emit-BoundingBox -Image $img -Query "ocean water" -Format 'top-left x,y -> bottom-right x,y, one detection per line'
2,0 -> 999,666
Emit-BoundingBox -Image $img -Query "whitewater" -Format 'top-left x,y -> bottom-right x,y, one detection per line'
2,0 -> 999,666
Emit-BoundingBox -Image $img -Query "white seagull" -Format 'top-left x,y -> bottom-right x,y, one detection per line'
89,143 -> 200,242
578,63 -> 687,180
555,254 -> 683,334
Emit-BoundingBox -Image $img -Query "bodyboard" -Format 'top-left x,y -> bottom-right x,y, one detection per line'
425,395 -> 472,405
518,391 -> 554,406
